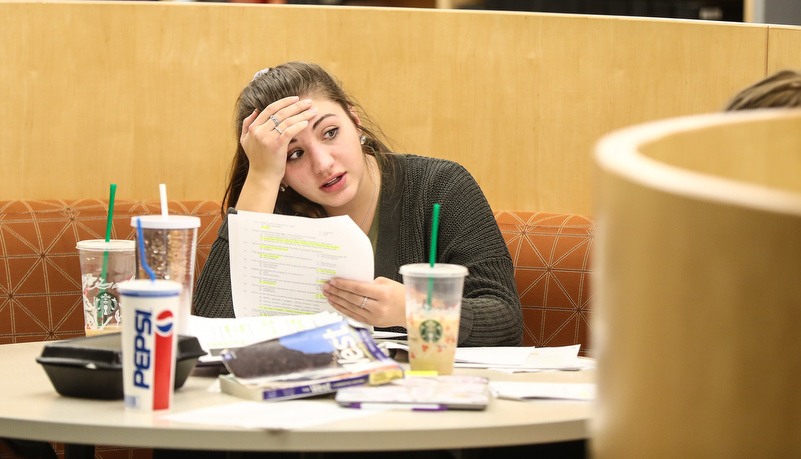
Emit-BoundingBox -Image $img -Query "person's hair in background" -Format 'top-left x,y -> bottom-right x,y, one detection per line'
223,62 -> 391,218
723,69 -> 801,111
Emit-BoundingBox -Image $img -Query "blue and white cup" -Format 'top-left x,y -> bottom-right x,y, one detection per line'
118,279 -> 182,411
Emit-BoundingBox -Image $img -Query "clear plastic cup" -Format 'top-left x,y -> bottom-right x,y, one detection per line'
399,263 -> 469,375
131,215 -> 200,335
76,239 -> 136,336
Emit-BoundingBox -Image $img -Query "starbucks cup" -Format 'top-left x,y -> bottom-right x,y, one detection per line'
119,279 -> 182,411
76,239 -> 136,336
131,216 -> 200,335
399,263 -> 468,375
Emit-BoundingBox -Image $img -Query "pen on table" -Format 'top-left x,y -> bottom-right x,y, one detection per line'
345,403 -> 448,412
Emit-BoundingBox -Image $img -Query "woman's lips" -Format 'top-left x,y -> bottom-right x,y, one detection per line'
320,173 -> 346,192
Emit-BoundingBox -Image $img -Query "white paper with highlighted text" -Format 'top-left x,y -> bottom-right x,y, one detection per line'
228,211 -> 374,317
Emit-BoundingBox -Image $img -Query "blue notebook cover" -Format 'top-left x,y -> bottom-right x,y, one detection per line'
219,320 -> 403,401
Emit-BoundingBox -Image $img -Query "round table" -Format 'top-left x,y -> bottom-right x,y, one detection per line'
0,341 -> 594,455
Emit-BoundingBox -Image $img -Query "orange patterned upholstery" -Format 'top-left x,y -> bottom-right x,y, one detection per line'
0,201 -> 594,458
494,211 -> 595,356
0,199 -> 223,344
1,201 -> 594,351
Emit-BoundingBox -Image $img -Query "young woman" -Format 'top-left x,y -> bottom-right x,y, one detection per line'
193,62 -> 523,346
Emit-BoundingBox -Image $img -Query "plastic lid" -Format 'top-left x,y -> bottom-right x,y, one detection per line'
117,279 -> 182,297
399,263 -> 469,278
76,239 -> 135,251
131,215 -> 201,230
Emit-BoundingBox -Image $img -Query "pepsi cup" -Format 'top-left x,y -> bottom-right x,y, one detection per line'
118,279 -> 182,411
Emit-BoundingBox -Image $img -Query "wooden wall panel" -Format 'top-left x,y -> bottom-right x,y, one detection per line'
767,25 -> 801,72
0,3 -> 782,214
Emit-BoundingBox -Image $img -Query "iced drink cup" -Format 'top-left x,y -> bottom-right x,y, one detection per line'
399,263 -> 468,375
119,279 -> 182,411
131,215 -> 200,335
76,239 -> 136,336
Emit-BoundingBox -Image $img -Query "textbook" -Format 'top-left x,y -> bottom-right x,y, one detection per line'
219,320 -> 404,402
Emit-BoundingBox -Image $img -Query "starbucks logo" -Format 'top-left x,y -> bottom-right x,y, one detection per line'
419,319 -> 443,343
94,291 -> 119,322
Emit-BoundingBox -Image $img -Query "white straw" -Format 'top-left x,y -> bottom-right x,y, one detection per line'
159,183 -> 168,217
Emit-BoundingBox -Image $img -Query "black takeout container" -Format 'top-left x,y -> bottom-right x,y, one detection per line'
36,333 -> 206,400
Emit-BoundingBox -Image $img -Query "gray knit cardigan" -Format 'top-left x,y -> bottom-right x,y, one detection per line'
193,154 -> 523,347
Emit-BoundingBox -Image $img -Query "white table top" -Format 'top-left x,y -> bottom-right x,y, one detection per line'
0,341 -> 594,452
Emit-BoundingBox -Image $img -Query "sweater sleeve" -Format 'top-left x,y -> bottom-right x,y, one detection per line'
442,168 -> 523,347
399,157 -> 524,347
192,212 -> 236,318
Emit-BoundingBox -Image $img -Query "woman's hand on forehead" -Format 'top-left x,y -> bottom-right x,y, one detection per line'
239,96 -> 318,177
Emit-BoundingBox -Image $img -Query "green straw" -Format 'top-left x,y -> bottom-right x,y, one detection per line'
429,203 -> 440,266
98,184 -> 116,324
426,203 -> 440,308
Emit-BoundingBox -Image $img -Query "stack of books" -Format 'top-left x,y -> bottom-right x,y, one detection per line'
218,320 -> 403,402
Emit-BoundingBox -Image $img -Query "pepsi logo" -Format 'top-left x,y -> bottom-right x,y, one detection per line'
155,310 -> 174,336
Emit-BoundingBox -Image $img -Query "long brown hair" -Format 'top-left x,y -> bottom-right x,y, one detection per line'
723,69 -> 801,111
222,62 -> 392,217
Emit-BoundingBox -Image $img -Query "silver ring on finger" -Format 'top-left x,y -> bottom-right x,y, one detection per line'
270,115 -> 281,127
274,126 -> 283,135
360,296 -> 368,309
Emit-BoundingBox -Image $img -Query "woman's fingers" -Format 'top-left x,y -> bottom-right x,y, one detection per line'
240,109 -> 260,143
269,97 -> 311,125
246,98 -> 316,142
323,277 -> 406,328
325,278 -> 368,304
323,283 -> 364,312
271,99 -> 317,138
322,280 -> 370,323
252,96 -> 300,128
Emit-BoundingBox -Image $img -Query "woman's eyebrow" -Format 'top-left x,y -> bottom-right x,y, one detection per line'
312,113 -> 336,130
288,113 -> 337,146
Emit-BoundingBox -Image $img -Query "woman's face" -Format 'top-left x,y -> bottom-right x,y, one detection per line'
281,97 -> 368,215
